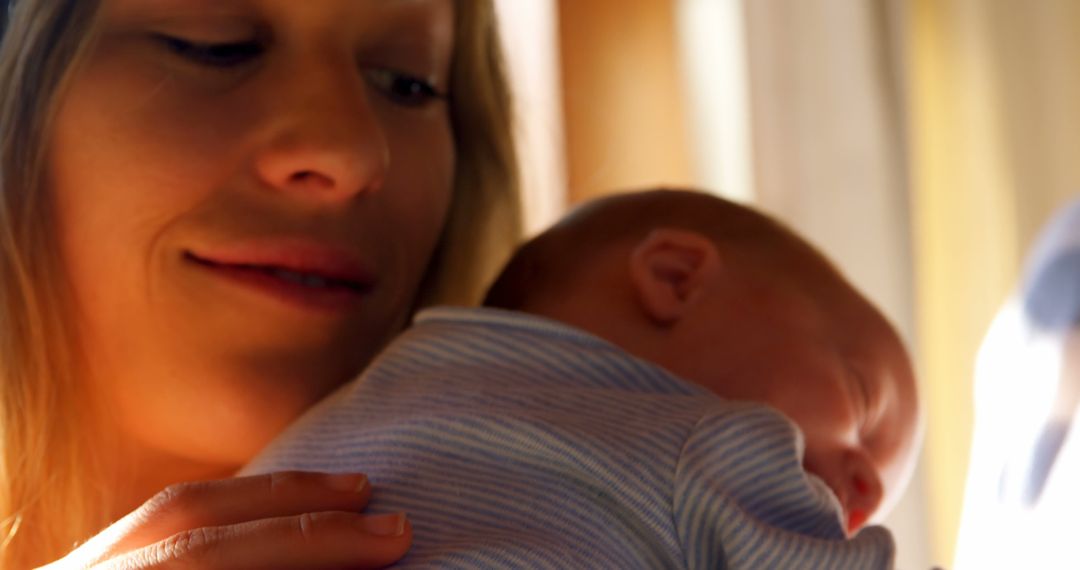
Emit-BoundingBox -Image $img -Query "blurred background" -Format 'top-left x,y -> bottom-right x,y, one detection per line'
492,0 -> 1080,568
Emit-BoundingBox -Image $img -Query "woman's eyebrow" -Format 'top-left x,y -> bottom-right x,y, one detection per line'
106,0 -> 255,28
111,0 -> 224,13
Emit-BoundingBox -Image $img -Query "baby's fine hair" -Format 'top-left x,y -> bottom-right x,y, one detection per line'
484,188 -> 837,311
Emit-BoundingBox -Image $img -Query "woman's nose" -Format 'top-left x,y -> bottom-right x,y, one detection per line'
251,60 -> 389,203
843,451 -> 884,534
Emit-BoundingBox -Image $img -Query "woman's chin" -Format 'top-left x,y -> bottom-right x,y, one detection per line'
120,379 -> 334,472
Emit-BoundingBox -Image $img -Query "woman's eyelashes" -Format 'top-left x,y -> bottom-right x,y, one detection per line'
155,34 -> 263,68
152,35 -> 445,108
364,68 -> 445,108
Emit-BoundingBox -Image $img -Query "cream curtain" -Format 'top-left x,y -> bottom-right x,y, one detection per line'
494,0 -> 567,236
909,0 -> 1080,566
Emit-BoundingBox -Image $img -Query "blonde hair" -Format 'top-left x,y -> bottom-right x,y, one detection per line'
420,0 -> 521,307
0,0 -> 520,566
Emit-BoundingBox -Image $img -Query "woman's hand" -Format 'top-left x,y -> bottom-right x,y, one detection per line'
39,471 -> 411,569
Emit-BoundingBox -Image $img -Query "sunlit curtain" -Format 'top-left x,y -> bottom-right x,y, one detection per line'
494,0 -> 567,235
954,200 -> 1080,570
909,0 -> 1080,568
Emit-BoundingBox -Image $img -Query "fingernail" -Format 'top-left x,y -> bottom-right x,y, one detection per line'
323,472 -> 368,493
360,513 -> 407,537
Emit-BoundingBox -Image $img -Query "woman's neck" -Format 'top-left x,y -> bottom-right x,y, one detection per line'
105,434 -> 239,524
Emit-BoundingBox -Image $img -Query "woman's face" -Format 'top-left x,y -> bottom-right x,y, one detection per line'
47,0 -> 456,468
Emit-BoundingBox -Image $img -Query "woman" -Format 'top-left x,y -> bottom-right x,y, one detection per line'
0,0 -> 520,566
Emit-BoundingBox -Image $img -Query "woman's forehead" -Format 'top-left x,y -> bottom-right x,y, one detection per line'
102,0 -> 454,33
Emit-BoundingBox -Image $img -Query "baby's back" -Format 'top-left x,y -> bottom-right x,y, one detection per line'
243,307 -> 894,569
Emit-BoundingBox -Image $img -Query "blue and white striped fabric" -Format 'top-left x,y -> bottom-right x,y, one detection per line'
242,307 -> 895,569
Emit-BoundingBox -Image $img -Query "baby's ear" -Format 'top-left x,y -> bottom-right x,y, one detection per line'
629,228 -> 722,326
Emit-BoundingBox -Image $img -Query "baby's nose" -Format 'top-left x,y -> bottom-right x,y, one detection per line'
843,452 -> 883,535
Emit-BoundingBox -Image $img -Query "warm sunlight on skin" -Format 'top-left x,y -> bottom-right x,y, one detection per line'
46,0 -> 455,517
647,251 -> 920,536
517,196 -> 921,537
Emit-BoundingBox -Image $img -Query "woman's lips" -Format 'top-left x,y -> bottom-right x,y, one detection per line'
184,242 -> 375,314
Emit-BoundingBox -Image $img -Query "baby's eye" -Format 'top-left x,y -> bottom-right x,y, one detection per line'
155,34 -> 264,68
364,68 -> 445,108
851,373 -> 873,431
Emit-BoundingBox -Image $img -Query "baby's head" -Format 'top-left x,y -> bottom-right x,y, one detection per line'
485,189 -> 919,535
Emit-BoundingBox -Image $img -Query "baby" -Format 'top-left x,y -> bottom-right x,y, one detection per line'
243,189 -> 920,569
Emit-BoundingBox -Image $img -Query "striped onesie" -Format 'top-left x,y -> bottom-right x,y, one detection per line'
242,307 -> 895,569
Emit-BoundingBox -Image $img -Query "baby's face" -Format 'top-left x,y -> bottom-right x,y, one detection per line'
676,270 -> 918,535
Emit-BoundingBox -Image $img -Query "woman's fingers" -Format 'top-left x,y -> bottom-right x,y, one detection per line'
70,471 -> 375,564
46,471 -> 415,570
100,512 -> 411,570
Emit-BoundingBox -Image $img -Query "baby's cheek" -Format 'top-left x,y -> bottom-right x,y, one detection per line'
802,448 -> 850,511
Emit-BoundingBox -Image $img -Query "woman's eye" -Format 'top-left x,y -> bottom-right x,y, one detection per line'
365,69 -> 445,108
155,35 -> 263,68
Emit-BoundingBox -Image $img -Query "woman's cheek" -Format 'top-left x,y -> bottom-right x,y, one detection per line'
390,115 -> 455,261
